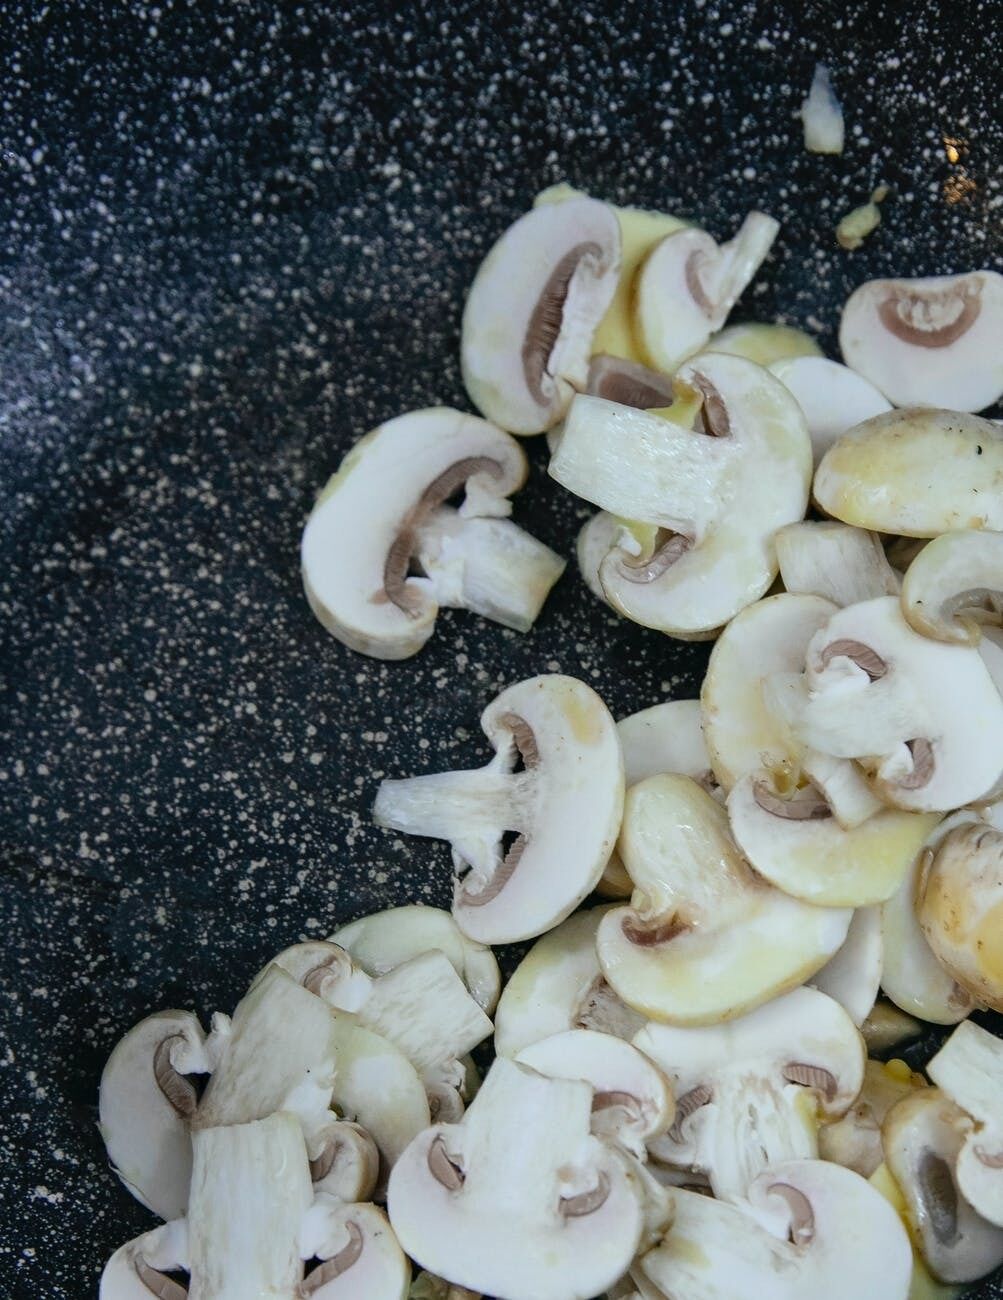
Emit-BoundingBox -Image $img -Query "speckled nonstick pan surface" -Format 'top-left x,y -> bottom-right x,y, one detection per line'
1,1 -> 1001,1295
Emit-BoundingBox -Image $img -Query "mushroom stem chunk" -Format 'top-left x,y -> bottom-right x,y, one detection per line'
900,528 -> 1003,646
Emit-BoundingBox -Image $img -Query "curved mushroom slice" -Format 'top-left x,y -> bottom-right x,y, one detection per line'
492,905 -> 644,1058
814,409 -> 1003,537
883,1088 -> 1003,1284
387,1058 -> 645,1300
701,320 -> 823,366
795,597 -> 1003,812
550,354 -> 812,637
301,408 -> 535,660
299,1200 -> 411,1299
901,529 -> 1003,647
595,775 -> 852,1025
775,521 -> 900,607
373,674 -> 624,945
839,271 -> 1003,411
636,987 -> 863,1202
860,1002 -> 922,1053
810,906 -> 882,1025
309,1120 -> 380,1204
329,905 -> 501,1015
637,1160 -> 912,1300
633,213 -> 780,373
818,1057 -> 926,1178
461,198 -> 621,435
869,1162 -> 970,1300
576,513 -> 648,606
100,1220 -> 189,1300
770,356 -> 891,463
516,1029 -> 675,1160
99,1010 -> 212,1221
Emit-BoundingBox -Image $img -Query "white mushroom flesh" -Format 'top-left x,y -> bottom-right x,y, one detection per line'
809,906 -> 882,1025
298,1200 -> 411,1299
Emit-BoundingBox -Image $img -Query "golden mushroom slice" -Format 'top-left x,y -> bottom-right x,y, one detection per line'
810,906 -> 883,1026
901,529 -> 1003,646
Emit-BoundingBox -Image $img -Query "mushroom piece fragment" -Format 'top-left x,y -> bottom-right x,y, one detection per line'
775,521 -> 900,607
700,320 -> 822,366
859,1002 -> 922,1053
801,63 -> 845,154
818,1057 -> 926,1178
809,906 -> 882,1026
769,357 -> 891,462
900,529 -> 1003,647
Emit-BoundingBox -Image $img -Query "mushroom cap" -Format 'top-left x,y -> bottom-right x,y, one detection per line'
814,408 -> 1003,537
818,1058 -> 926,1178
461,197 -> 621,435
702,320 -> 823,366
301,408 -> 527,659
839,272 -> 1003,412
387,1058 -> 645,1300
299,1200 -> 411,1299
99,1009 -> 209,1221
769,356 -> 891,462
596,775 -> 852,1025
901,528 -> 1003,646
775,521 -> 900,608
810,905 -> 883,1025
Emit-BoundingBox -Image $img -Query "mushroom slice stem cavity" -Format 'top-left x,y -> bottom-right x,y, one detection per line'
387,1057 -> 645,1300
775,521 -> 900,607
818,1057 -> 926,1179
298,1200 -> 411,1299
809,906 -> 882,1025
901,529 -> 1003,646
769,357 -> 891,462
301,408 -> 539,660
373,675 -> 624,945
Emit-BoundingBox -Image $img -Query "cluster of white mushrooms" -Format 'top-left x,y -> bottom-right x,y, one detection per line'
100,190 -> 1003,1299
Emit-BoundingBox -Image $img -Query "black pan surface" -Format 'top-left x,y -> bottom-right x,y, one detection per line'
1,1 -> 1001,1294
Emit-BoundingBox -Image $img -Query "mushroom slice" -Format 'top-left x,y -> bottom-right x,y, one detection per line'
810,906 -> 882,1025
329,905 -> 501,1014
493,905 -> 644,1058
818,1057 -> 926,1178
860,1002 -> 922,1053
637,1160 -> 912,1300
373,674 -> 624,945
814,409 -> 1003,536
100,1220 -> 189,1300
769,357 -> 892,463
585,353 -> 677,409
301,408 -> 538,660
901,529 -> 1003,647
701,320 -> 823,366
636,987 -> 863,1202
883,1088 -> 1003,1284
796,597 -> 1003,812
516,1029 -> 675,1159
801,63 -> 844,153
549,353 -> 812,637
775,521 -> 900,607
99,1010 -> 211,1221
309,1119 -> 380,1203
839,271 -> 1003,411
387,1057 -> 645,1300
577,512 -> 638,605
633,212 -> 780,373
299,1201 -> 410,1299
461,197 -> 621,435
595,775 -> 852,1025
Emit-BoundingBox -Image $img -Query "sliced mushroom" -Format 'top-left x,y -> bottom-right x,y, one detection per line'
387,1058 -> 646,1300
309,1120 -> 380,1204
576,512 -> 645,605
373,674 -> 624,944
770,357 -> 892,463
493,905 -> 644,1058
901,528 -> 1003,646
586,353 -> 677,409
775,521 -> 900,606
301,408 -> 552,660
814,408 -> 1003,537
595,775 -> 852,1025
860,1001 -> 922,1053
637,987 -> 863,1202
868,1161 -> 966,1300
801,63 -> 845,154
460,197 -> 621,435
810,906 -> 883,1025
701,320 -> 823,366
549,353 -> 812,637
839,271 -> 1003,411
299,1200 -> 411,1299
633,212 -> 779,373
100,1219 -> 189,1300
818,1057 -> 926,1178
637,1160 -> 912,1300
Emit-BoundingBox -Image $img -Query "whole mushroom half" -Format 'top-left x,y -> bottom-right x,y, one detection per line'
373,675 -> 624,945
301,408 -> 564,660
900,528 -> 1003,646
461,197 -> 622,435
839,271 -> 1003,411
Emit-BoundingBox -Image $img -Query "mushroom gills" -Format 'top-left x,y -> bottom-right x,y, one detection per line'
900,529 -> 1003,646
100,1220 -> 190,1300
818,1058 -> 926,1178
298,1201 -> 411,1299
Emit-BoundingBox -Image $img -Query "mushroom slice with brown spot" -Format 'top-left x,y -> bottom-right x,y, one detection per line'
818,1057 -> 926,1178
839,271 -> 1003,411
901,528 -> 1003,646
928,1022 -> 1003,1229
387,1058 -> 645,1300
586,353 -> 676,409
301,408 -> 562,660
373,675 -> 624,945
775,521 -> 900,606
460,198 -> 621,435
100,1220 -> 189,1300
299,1201 -> 411,1299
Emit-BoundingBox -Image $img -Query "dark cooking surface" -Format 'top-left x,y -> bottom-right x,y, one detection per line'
1,1 -> 1001,1294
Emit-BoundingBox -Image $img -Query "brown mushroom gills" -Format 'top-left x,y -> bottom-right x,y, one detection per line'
877,280 -> 983,349
752,781 -> 833,822
301,1222 -> 365,1293
767,1182 -> 816,1246
427,1135 -> 465,1191
134,1253 -> 188,1300
522,242 -> 604,404
586,354 -> 675,410
621,915 -> 690,947
153,1035 -> 198,1119
613,531 -> 692,585
895,738 -> 936,791
574,976 -> 646,1040
782,1063 -> 838,1103
668,1084 -> 714,1143
684,249 -> 717,317
559,1170 -> 610,1218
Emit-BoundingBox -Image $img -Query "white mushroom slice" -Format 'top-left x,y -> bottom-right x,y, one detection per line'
769,358 -> 892,463
516,1029 -> 675,1159
900,529 -> 1003,647
638,1160 -> 911,1300
596,775 -> 851,1025
818,1057 -> 926,1177
299,1200 -> 410,1299
980,628 -> 1003,703
100,1220 -> 189,1300
493,905 -> 644,1058
814,409 -> 1003,536
810,906 -> 882,1025
373,674 -> 624,945
801,63 -> 845,153
775,521 -> 900,606
330,905 -> 501,1014
309,1120 -> 380,1203
839,272 -> 1003,411
99,1010 -> 211,1221
549,354 -> 812,637
634,213 -> 780,373
796,597 -> 1003,812
301,408 -> 533,660
461,198 -> 621,435
636,987 -> 863,1202
701,320 -> 823,366
883,1088 -> 1003,1284
387,1058 -> 645,1300
860,1002 -> 922,1053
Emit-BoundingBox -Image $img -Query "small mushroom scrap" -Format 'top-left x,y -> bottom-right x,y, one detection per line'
373,675 -> 624,945
387,1057 -> 646,1300
809,906 -> 882,1026
701,320 -> 822,366
301,408 -> 563,660
900,528 -> 1003,646
769,356 -> 891,462
461,197 -> 622,434
775,521 -> 900,608
819,1057 -> 926,1179
839,271 -> 1003,411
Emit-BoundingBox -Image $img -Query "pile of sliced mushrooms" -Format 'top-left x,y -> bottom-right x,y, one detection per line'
100,187 -> 1003,1300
